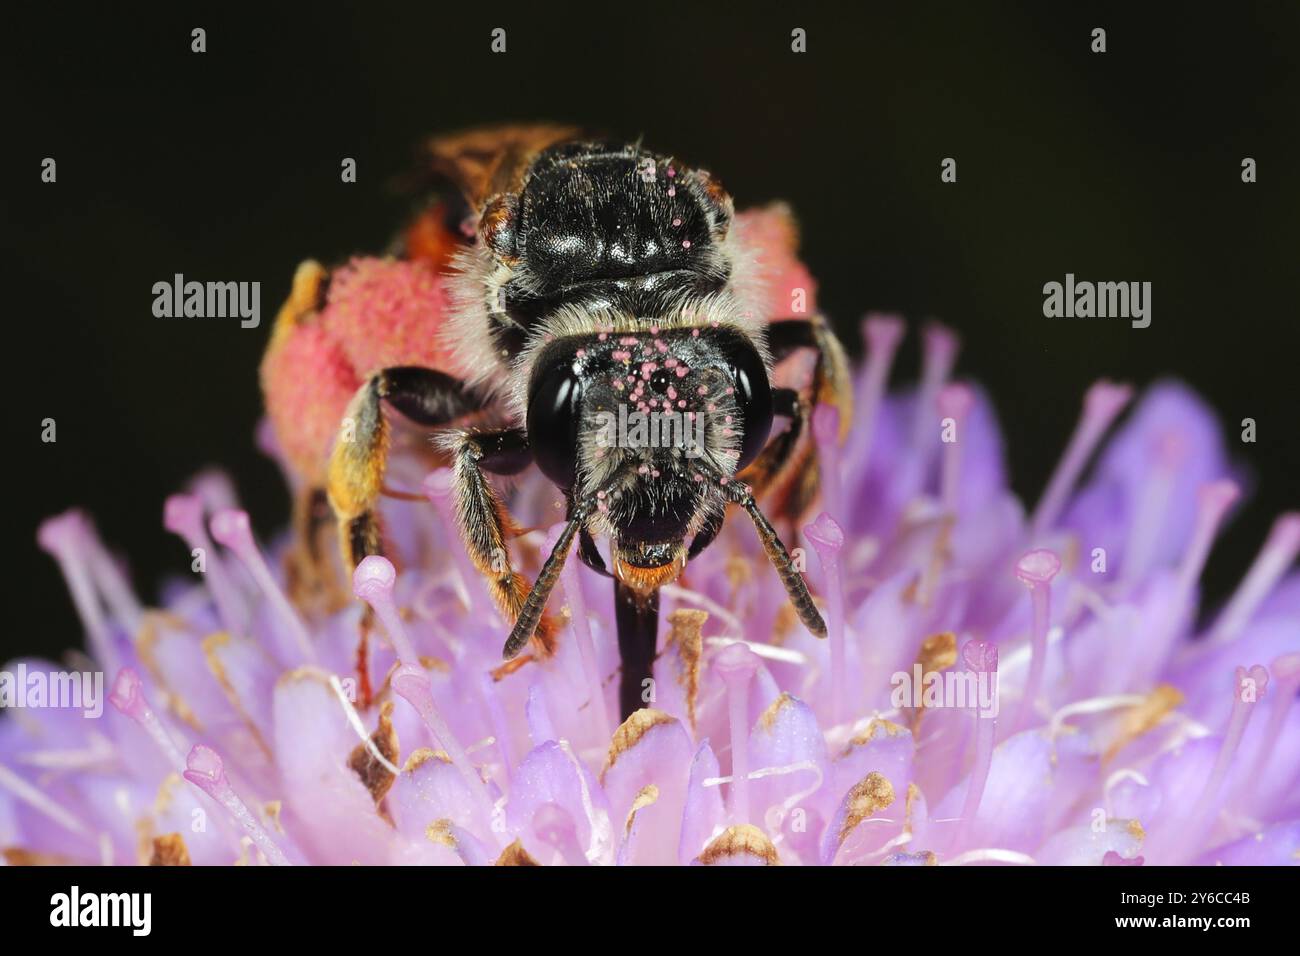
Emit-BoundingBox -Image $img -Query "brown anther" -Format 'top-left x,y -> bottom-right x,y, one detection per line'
837,771 -> 896,849
1104,684 -> 1184,763
602,709 -> 677,781
667,609 -> 707,732
494,839 -> 541,866
348,701 -> 400,807
695,824 -> 780,865
149,833 -> 192,866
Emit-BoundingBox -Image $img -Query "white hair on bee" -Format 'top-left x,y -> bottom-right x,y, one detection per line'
505,288 -> 772,423
712,201 -> 781,333
439,244 -> 518,398
585,470 -> 729,543
438,212 -> 779,421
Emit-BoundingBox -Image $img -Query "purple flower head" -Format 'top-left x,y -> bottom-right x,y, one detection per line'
3,319 -> 1297,867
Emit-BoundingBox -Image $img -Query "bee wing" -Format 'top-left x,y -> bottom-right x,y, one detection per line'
421,123 -> 584,211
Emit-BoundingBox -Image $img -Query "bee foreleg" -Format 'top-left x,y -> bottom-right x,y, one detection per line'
578,526 -> 612,577
739,386 -> 812,524
502,505 -> 589,659
443,427 -> 559,657
727,484 -> 827,639
686,508 -> 725,561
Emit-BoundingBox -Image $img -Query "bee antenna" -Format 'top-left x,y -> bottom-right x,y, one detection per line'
501,502 -> 592,659
724,480 -> 827,639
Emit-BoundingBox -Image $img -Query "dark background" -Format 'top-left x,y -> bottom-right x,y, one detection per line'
3,2 -> 1297,661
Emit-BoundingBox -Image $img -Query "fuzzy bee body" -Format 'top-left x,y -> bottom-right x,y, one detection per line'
269,126 -> 851,717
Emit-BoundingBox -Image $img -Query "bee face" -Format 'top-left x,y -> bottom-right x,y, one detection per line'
526,321 -> 773,589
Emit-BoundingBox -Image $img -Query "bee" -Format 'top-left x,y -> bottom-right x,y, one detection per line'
264,125 -> 852,717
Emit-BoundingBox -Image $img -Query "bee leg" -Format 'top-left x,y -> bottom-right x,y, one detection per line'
613,579 -> 659,720
285,486 -> 348,613
327,367 -> 487,704
745,315 -> 852,525
726,484 -> 827,639
686,509 -> 725,560
767,315 -> 853,435
578,526 -> 612,577
739,386 -> 816,528
327,366 -> 486,570
443,427 -> 560,657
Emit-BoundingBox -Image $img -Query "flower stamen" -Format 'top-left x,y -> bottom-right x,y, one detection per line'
183,744 -> 291,865
164,493 -> 247,636
714,642 -> 759,824
1011,549 -> 1061,735
951,640 -> 998,851
1031,380 -> 1133,538
1209,513 -> 1300,643
844,314 -> 904,472
210,508 -> 316,662
805,512 -> 847,725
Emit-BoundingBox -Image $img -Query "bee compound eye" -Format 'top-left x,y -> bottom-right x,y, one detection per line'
722,337 -> 773,471
526,359 -> 584,489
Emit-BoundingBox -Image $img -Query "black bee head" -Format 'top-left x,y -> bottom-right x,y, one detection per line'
526,322 -> 772,586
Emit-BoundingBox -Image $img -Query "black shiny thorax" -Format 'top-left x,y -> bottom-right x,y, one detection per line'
489,142 -> 732,337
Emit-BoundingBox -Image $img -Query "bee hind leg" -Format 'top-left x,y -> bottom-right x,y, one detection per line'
326,367 -> 486,703
284,486 -> 349,613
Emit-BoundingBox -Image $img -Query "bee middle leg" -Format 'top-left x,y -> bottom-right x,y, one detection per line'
743,315 -> 853,524
740,386 -> 817,527
767,314 -> 853,428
